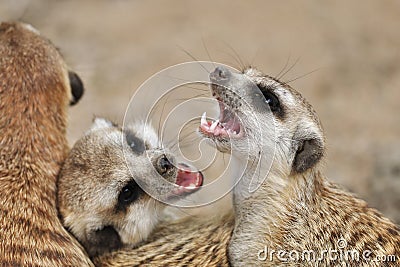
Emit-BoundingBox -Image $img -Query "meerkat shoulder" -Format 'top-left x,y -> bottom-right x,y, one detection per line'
0,22 -> 91,266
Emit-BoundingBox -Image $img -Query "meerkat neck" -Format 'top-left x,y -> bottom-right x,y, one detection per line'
0,88 -> 69,207
0,90 -> 68,170
230,161 -> 323,263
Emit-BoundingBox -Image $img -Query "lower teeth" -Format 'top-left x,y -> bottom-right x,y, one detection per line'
186,183 -> 196,189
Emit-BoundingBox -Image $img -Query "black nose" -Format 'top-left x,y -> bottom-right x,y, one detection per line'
209,66 -> 231,82
159,155 -> 173,174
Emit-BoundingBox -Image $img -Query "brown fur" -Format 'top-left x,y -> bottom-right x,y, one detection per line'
0,22 -> 93,266
95,213 -> 234,267
94,66 -> 399,266
95,178 -> 400,266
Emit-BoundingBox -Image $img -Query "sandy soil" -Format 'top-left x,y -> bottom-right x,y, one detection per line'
1,0 -> 399,223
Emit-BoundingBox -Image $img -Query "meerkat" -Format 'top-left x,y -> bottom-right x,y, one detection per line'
57,117 -> 204,258
201,66 -> 400,266
95,65 -> 399,266
0,22 -> 92,266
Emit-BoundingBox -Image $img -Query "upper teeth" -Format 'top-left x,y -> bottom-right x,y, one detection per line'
200,112 -> 221,133
200,111 -> 242,137
210,120 -> 219,131
201,112 -> 207,126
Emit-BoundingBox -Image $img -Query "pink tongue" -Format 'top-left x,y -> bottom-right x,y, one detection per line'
217,101 -> 240,133
224,116 -> 241,133
175,163 -> 203,188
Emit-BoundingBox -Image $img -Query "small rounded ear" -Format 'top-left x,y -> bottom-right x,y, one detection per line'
84,226 -> 122,258
292,138 -> 324,174
90,117 -> 116,132
68,71 -> 84,106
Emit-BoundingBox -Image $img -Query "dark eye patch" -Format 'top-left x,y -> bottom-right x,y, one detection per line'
116,180 -> 143,212
124,130 -> 145,154
68,71 -> 84,106
257,84 -> 284,119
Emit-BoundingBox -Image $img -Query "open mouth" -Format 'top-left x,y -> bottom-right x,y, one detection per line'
199,98 -> 244,139
173,163 -> 203,196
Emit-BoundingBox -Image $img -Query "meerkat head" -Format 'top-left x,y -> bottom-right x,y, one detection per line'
199,66 -> 325,176
0,22 -> 84,107
57,118 -> 203,257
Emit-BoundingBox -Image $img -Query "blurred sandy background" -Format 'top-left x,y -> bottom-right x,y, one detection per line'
1,0 -> 399,223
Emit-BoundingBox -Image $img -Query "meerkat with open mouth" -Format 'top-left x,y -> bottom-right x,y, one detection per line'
97,66 -> 399,266
199,66 -> 399,266
57,118 -> 203,258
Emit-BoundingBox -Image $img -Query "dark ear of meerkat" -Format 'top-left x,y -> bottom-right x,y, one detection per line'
292,137 -> 324,174
0,22 -> 92,266
96,66 -> 399,267
57,118 -> 203,258
68,71 -> 84,105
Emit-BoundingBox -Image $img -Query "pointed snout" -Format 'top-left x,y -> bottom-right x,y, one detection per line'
209,66 -> 231,83
158,155 -> 174,175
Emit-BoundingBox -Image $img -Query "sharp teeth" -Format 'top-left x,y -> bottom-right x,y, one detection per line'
201,112 -> 207,126
186,183 -> 196,189
210,120 -> 219,131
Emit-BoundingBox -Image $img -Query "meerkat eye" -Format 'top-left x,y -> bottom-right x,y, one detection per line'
257,85 -> 281,113
118,181 -> 141,207
120,186 -> 135,202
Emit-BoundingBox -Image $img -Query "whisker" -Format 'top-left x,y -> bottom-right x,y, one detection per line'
156,92 -> 173,140
222,41 -> 246,70
181,84 -> 209,91
167,206 -> 201,218
249,47 -> 260,68
164,74 -> 195,83
202,37 -> 216,69
166,122 -> 200,150
275,54 -> 291,79
169,132 -> 200,152
285,67 -> 321,84
177,45 -> 211,74
277,56 -> 301,80
174,94 -> 210,102
16,1 -> 31,22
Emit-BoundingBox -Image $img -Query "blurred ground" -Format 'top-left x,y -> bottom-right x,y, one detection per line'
1,0 -> 399,223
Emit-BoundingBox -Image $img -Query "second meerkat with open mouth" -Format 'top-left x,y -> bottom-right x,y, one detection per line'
57,118 -> 203,258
